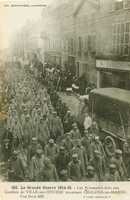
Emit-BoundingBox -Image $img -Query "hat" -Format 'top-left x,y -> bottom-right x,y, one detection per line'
95,136 -> 99,140
72,153 -> 78,158
94,150 -> 100,154
13,150 -> 19,155
60,146 -> 65,151
115,149 -> 122,155
72,123 -> 77,127
66,132 -> 71,136
26,114 -> 30,119
44,158 -> 51,166
32,137 -> 37,141
109,164 -> 116,169
87,165 -> 95,171
84,129 -> 89,134
36,149 -> 43,154
60,170 -> 67,176
49,139 -> 54,144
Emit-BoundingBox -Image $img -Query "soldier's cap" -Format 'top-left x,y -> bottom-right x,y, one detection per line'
87,165 -> 95,171
72,153 -> 78,158
67,110 -> 71,113
36,148 -> 43,154
49,139 -> 54,144
115,149 -> 122,155
94,150 -> 100,154
52,111 -> 57,114
60,169 -> 67,176
44,158 -> 51,165
60,146 -> 65,151
43,98 -> 47,101
109,164 -> 116,169
95,136 -> 99,140
13,150 -> 19,155
23,107 -> 28,111
72,122 -> 77,127
66,132 -> 71,135
32,137 -> 37,141
84,129 -> 89,133
92,121 -> 97,125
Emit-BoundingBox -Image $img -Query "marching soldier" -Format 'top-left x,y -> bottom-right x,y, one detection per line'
68,153 -> 83,181
29,148 -> 45,181
42,158 -> 58,181
104,164 -> 120,181
55,146 -> 70,177
44,139 -> 58,164
110,149 -> 127,181
82,165 -> 98,181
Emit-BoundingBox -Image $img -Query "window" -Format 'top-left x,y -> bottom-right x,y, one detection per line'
115,0 -> 124,10
113,0 -> 130,10
124,0 -> 130,8
70,38 -> 74,54
78,37 -> 82,50
112,22 -> 130,56
84,37 -> 88,50
78,36 -> 82,57
88,34 -> 96,53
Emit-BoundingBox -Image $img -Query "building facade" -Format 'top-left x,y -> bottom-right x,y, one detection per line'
42,0 -> 130,89
95,0 -> 130,89
73,0 -> 99,85
41,0 -> 76,71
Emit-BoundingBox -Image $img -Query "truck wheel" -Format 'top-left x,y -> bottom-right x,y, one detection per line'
104,136 -> 116,157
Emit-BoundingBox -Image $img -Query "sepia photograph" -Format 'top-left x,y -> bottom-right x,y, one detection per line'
0,0 -> 130,183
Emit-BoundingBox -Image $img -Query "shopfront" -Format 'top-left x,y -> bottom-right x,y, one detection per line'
96,59 -> 130,90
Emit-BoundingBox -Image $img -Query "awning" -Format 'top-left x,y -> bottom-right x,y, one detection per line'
96,59 -> 130,71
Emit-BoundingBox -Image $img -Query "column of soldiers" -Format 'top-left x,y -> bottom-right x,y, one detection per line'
2,61 -> 129,182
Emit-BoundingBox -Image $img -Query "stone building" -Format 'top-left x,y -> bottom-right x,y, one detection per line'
41,0 -> 75,70
96,0 -> 130,90
73,0 -> 99,85
42,0 -> 130,89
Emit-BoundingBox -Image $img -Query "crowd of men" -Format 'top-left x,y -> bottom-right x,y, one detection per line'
43,63 -> 96,95
0,58 -> 130,182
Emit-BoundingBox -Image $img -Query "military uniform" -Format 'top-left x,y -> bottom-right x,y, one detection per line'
30,153 -> 45,181
44,140 -> 58,163
55,147 -> 70,175
68,154 -> 83,181
42,159 -> 58,181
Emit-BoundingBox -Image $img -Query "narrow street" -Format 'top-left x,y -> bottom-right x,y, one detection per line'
1,0 -> 130,186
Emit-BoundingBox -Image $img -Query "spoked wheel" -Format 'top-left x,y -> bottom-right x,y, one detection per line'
104,136 -> 116,157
